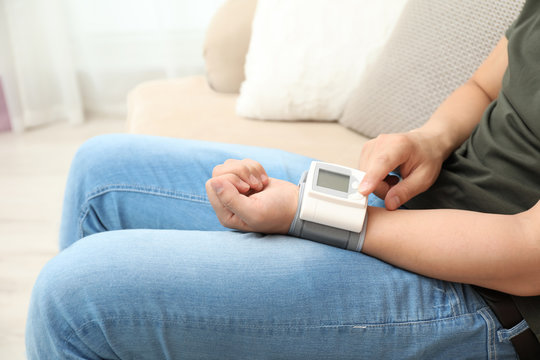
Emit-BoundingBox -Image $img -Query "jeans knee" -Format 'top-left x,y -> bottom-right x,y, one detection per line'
64,134 -> 150,213
27,236 -> 119,357
26,249 -> 83,356
27,246 -> 91,324
69,134 -> 134,184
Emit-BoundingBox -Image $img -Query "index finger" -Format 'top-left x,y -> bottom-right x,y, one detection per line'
358,152 -> 407,196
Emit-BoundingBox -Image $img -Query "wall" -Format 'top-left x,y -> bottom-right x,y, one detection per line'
0,78 -> 12,132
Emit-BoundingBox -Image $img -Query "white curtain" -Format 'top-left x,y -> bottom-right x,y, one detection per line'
0,0 -> 224,132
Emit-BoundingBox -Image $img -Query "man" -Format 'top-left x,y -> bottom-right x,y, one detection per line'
27,1 -> 539,358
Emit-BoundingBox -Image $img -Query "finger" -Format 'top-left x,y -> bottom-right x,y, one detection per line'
359,151 -> 407,196
384,171 -> 426,210
207,175 -> 257,228
213,159 -> 266,190
206,177 -> 253,231
357,140 -> 374,171
372,174 -> 400,199
213,160 -> 261,190
234,159 -> 268,190
230,174 -> 251,194
243,159 -> 269,187
206,178 -> 234,225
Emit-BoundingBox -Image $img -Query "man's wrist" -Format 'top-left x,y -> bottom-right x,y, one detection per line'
282,185 -> 300,234
286,177 -> 304,235
410,126 -> 454,161
288,171 -> 367,252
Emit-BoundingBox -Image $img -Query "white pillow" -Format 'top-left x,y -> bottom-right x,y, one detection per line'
236,0 -> 406,121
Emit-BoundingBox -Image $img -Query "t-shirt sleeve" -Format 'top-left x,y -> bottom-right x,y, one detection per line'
505,19 -> 517,39
506,0 -> 529,39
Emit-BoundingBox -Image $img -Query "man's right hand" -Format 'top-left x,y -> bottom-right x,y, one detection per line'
358,36 -> 509,210
357,130 -> 446,210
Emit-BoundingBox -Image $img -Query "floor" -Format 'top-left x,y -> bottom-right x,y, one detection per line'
0,117 -> 125,359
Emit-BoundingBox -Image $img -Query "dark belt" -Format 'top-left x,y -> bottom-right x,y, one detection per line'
475,287 -> 540,360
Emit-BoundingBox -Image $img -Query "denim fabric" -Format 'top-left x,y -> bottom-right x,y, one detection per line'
26,134 -> 519,359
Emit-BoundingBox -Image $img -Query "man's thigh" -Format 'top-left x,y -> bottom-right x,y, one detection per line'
27,229 -> 515,359
60,134 -> 314,248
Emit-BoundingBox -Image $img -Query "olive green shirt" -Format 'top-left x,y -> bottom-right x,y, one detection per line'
405,0 -> 540,340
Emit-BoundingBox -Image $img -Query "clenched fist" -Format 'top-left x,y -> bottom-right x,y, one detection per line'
206,159 -> 299,234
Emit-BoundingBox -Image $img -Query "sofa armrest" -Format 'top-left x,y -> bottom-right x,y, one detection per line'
203,0 -> 257,94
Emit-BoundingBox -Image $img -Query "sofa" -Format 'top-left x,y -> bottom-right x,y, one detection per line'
126,0 -> 523,169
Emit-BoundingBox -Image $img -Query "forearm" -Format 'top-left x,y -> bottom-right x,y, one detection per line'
362,206 -> 540,296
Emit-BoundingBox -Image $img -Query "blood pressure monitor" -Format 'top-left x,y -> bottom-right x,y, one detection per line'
301,161 -> 367,233
289,161 -> 369,252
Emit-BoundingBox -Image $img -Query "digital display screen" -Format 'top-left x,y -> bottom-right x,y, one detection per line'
316,169 -> 350,193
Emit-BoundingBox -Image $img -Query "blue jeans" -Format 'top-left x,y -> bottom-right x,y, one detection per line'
26,134 -> 519,359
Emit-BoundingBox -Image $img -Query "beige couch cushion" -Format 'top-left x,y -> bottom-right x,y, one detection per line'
127,76 -> 369,167
203,0 -> 257,94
